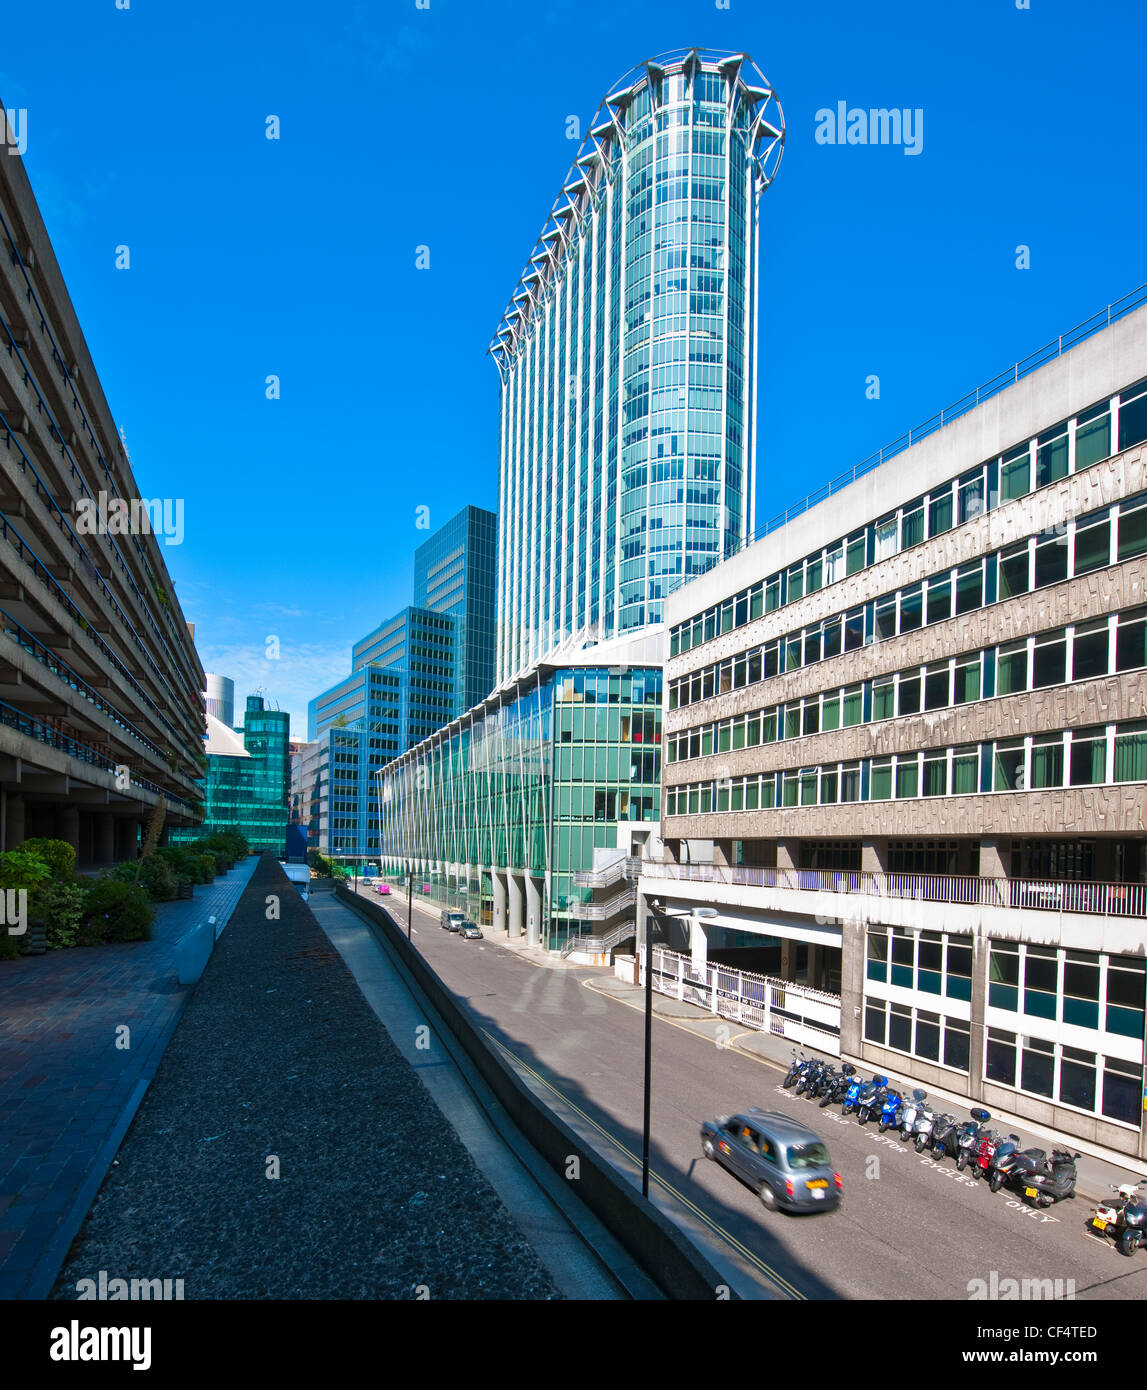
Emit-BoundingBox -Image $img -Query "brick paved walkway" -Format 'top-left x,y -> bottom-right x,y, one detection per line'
0,856 -> 257,1299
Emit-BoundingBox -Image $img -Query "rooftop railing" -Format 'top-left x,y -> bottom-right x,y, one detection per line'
645,862 -> 1146,919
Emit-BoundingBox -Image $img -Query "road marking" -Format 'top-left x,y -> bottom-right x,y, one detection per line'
480,1027 -> 806,1301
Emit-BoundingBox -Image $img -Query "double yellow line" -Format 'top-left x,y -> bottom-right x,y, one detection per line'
481,1027 -> 807,1301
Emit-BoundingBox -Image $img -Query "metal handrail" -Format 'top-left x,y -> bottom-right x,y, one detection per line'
645,863 -> 1147,917
571,854 -> 643,888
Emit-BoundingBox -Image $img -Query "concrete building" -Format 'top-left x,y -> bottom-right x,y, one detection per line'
489,48 -> 784,682
0,105 -> 205,862
646,292 -> 1147,1160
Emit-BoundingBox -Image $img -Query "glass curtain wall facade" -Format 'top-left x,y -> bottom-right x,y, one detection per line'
413,505 -> 498,714
490,49 -> 784,682
378,666 -> 661,947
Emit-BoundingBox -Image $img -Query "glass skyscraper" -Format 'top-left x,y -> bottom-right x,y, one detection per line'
413,505 -> 498,714
490,48 -> 784,681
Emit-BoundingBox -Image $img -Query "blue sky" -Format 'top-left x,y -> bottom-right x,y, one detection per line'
2,0 -> 1143,735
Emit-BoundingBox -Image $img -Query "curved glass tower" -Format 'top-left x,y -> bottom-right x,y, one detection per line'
490,48 -> 784,684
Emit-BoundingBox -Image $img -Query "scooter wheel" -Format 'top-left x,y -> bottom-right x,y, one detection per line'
989,1171 -> 1004,1193
899,1131 -> 910,1143
858,1110 -> 868,1125
819,1095 -> 832,1108
956,1152 -> 968,1171
1118,1230 -> 1142,1257
878,1119 -> 889,1133
914,1136 -> 927,1153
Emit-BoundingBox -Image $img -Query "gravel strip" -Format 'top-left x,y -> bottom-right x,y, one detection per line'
50,856 -> 560,1300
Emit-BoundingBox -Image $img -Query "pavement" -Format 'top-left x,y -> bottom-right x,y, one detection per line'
45,858 -> 562,1300
0,856 -> 257,1300
354,884 -> 1146,1206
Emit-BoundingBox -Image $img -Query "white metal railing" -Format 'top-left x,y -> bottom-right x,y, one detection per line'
643,946 -> 842,1055
647,864 -> 1146,918
572,855 -> 643,888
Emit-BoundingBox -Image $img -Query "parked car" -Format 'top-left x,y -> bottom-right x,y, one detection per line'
361,876 -> 374,886
374,883 -> 391,895
459,921 -> 483,940
701,1108 -> 842,1213
440,910 -> 466,932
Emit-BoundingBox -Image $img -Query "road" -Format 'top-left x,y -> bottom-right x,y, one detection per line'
356,887 -> 1147,1302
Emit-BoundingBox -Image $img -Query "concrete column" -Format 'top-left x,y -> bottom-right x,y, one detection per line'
780,936 -> 796,981
508,873 -> 524,939
861,839 -> 888,873
979,837 -> 1007,880
94,813 -> 116,866
690,915 -> 708,972
54,805 -> 80,854
492,872 -> 506,935
969,932 -> 989,1098
116,818 -> 140,861
525,875 -> 542,948
807,942 -> 822,990
776,840 -> 798,874
4,794 -> 24,851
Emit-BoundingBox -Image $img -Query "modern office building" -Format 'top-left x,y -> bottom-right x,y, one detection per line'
0,109 -> 206,862
306,507 -> 498,863
413,505 -> 498,714
173,693 -> 290,854
489,48 -> 784,682
645,292 -> 1147,1160
205,673 -> 235,727
376,629 -> 664,948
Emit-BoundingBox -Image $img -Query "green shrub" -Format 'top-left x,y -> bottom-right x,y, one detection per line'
137,854 -> 178,902
0,847 -> 51,892
0,932 -> 20,961
106,861 -> 140,884
81,880 -> 154,944
40,880 -> 86,950
19,837 -> 77,881
197,852 -> 217,881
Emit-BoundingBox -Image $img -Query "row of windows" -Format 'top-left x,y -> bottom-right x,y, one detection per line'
670,378 -> 1147,656
668,490 -> 1147,708
667,606 -> 1147,760
664,721 -> 1147,814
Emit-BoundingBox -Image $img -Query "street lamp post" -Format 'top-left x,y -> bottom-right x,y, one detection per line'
641,899 -> 718,1201
406,858 -> 413,941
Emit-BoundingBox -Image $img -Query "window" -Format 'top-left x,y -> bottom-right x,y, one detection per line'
1062,952 -> 1099,1029
821,691 -> 840,732
1119,380 -> 1147,451
1106,957 -> 1146,1040
784,704 -> 800,739
824,542 -> 845,585
924,667 -> 948,710
804,627 -> 821,665
1118,494 -> 1147,561
875,594 -> 897,641
956,561 -> 983,614
1075,401 -> 1110,470
1059,1047 -> 1096,1111
1036,423 -> 1069,488
1030,733 -> 1064,789
1000,445 -> 1031,501
954,656 -> 980,705
802,702 -> 819,737
846,529 -> 866,576
998,541 -> 1030,599
787,562 -> 804,602
997,639 -> 1028,696
864,999 -> 887,1043
1069,727 -> 1106,786
926,575 -> 952,625
1072,619 -> 1109,681
901,498 -> 925,548
844,607 -> 865,652
1034,530 -> 1069,588
946,938 -> 973,1001
872,676 -> 895,721
915,1009 -> 941,1061
922,751 -> 946,797
986,1028 -> 1017,1086
1074,508 -> 1111,575
1102,1056 -> 1142,1125
994,740 -> 1024,792
1116,606 -> 1147,671
896,756 -> 918,800
822,615 -> 842,661
870,759 -> 892,800
989,942 -> 1020,1011
874,515 -> 898,561
841,686 -> 863,727
900,584 -> 923,633
929,487 -> 953,537
958,468 -> 986,523
819,767 -> 838,804
1032,631 -> 1066,689
889,1002 -> 912,1053
1113,722 -> 1147,782
1024,946 -> 1058,1020
944,1019 -> 971,1072
805,556 -> 823,594
898,670 -> 921,716
1020,1035 -> 1055,1099
952,746 -> 978,795
840,762 -> 861,802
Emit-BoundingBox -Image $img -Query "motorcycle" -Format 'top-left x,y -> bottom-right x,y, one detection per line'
986,1137 -> 1026,1192
955,1110 -> 992,1171
929,1112 -> 962,1160
1018,1149 -> 1080,1207
972,1126 -> 1017,1182
841,1070 -> 868,1115
855,1075 -> 889,1125
808,1063 -> 841,1100
877,1087 -> 905,1132
1090,1179 -> 1147,1257
897,1089 -> 927,1142
819,1063 -> 855,1108
797,1057 -> 828,1097
782,1049 -> 810,1089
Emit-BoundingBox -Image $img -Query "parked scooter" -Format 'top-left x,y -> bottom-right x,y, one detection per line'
808,1063 -> 841,1100
1017,1149 -> 1080,1207
955,1110 -> 992,1171
797,1058 -> 828,1097
877,1087 -> 905,1132
1090,1179 -> 1147,1257
973,1128 -> 1017,1182
987,1137 -> 1026,1192
855,1075 -> 889,1125
819,1063 -> 855,1108
897,1089 -> 927,1142
911,1096 -> 940,1153
929,1112 -> 962,1160
782,1049 -> 810,1089
841,1070 -> 869,1115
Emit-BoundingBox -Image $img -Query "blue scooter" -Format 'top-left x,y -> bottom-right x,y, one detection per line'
877,1087 -> 904,1132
